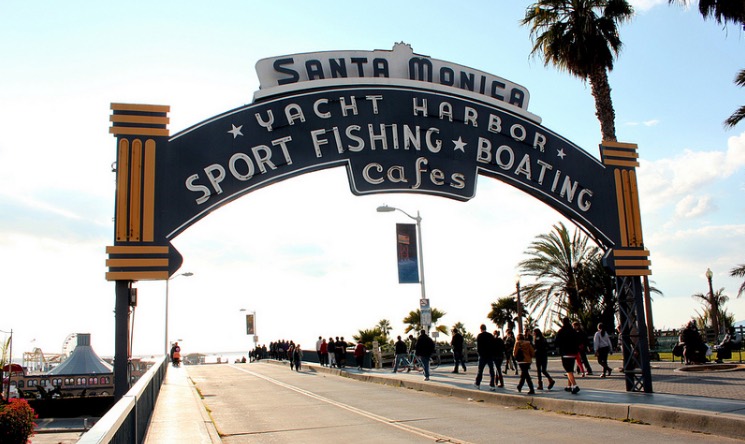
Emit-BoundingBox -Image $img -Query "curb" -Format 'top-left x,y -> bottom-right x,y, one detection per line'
270,360 -> 745,440
188,375 -> 223,444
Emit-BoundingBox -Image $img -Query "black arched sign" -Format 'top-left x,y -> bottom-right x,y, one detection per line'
106,44 -> 652,396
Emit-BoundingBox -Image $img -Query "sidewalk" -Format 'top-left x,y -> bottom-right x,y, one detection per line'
293,358 -> 745,441
142,364 -> 221,444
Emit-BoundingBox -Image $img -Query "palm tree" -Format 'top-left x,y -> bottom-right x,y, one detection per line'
725,71 -> 745,128
691,287 -> 729,340
402,308 -> 448,336
353,327 -> 386,350
730,264 -> 745,297
488,297 -> 522,332
518,222 -> 601,322
521,0 -> 634,142
668,0 -> 745,28
668,1 -> 745,127
376,319 -> 393,340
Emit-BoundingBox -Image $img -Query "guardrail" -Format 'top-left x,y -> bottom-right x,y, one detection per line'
78,355 -> 167,444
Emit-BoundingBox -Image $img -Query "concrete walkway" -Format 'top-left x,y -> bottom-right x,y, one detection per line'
140,358 -> 745,442
142,364 -> 221,444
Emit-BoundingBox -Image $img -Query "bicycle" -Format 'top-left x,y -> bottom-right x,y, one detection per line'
397,351 -> 440,373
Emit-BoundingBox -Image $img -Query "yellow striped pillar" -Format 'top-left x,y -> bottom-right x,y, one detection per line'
106,103 -> 172,281
600,141 -> 651,276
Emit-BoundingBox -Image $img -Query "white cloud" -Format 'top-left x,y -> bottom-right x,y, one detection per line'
629,0 -> 669,13
625,119 -> 660,127
674,194 -> 714,219
638,132 -> 745,213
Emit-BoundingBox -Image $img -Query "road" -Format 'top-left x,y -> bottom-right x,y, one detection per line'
188,363 -> 740,443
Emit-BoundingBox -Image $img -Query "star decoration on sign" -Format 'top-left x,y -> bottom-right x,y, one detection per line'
557,148 -> 567,159
453,137 -> 467,152
228,124 -> 243,139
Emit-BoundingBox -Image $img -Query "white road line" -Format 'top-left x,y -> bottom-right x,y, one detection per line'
229,365 -> 472,444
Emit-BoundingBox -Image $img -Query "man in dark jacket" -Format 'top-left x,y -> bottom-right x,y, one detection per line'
555,317 -> 581,394
393,335 -> 409,373
415,330 -> 435,381
451,328 -> 467,373
473,324 -> 496,391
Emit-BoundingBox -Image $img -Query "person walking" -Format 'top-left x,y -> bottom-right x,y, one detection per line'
533,328 -> 555,390
170,342 -> 181,367
327,337 -> 336,368
392,335 -> 409,373
556,317 -> 581,394
473,324 -> 496,391
451,328 -> 467,373
593,323 -> 613,377
319,338 -> 329,367
415,329 -> 435,381
287,342 -> 296,370
292,344 -> 302,371
315,336 -> 323,366
492,331 -> 505,388
354,341 -> 366,370
514,333 -> 535,394
504,330 -> 517,375
336,337 -> 347,368
574,321 -> 593,376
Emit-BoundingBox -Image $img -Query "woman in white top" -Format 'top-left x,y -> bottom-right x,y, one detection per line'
593,323 -> 613,377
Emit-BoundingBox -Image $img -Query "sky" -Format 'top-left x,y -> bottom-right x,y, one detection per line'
1,1 -> 744,359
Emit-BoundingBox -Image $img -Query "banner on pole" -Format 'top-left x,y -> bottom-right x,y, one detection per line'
396,223 -> 420,284
246,313 -> 255,335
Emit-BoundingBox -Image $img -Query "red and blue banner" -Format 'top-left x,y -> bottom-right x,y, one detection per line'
396,223 -> 420,284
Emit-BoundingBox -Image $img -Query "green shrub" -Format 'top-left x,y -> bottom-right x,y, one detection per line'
0,398 -> 36,444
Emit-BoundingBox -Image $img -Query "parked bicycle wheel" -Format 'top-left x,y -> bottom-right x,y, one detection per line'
429,354 -> 440,370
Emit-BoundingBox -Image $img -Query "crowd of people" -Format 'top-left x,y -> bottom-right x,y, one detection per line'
461,319 -> 618,395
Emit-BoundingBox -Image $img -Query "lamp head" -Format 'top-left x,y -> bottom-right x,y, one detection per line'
182,272 -> 194,277
376,205 -> 395,213
706,268 -> 713,279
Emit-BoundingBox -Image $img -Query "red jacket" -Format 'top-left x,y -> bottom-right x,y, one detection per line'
354,343 -> 366,357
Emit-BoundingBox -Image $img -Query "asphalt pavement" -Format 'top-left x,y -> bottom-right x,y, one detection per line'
33,356 -> 745,443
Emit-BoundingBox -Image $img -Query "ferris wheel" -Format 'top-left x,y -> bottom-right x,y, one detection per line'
62,333 -> 78,357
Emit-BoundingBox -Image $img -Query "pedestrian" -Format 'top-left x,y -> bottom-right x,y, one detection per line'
473,324 -> 496,391
513,333 -> 535,394
492,330 -> 505,388
327,337 -> 337,368
593,323 -> 613,377
292,343 -> 302,371
451,328 -> 467,373
680,321 -> 706,364
336,337 -> 348,368
504,330 -> 517,375
715,326 -> 737,363
415,329 -> 435,381
573,321 -> 593,376
354,341 -> 366,370
555,317 -> 581,394
316,336 -> 323,365
287,342 -> 296,370
392,335 -> 409,373
319,338 -> 328,367
533,328 -> 555,390
170,342 -> 181,367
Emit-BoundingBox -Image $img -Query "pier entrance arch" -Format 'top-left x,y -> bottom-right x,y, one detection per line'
106,44 -> 652,398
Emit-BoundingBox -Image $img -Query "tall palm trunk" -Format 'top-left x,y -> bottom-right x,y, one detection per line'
588,66 -> 617,142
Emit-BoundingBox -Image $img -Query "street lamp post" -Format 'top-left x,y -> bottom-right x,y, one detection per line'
377,205 -> 428,330
515,278 -> 523,335
706,267 -> 719,341
166,272 -> 194,356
